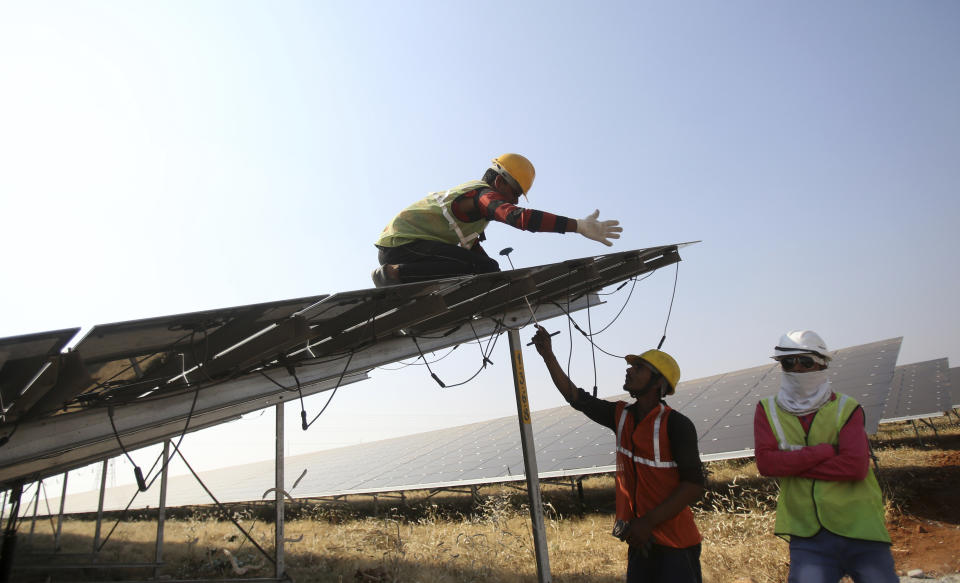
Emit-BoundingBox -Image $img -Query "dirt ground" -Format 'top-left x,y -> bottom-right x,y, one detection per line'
886,449 -> 960,576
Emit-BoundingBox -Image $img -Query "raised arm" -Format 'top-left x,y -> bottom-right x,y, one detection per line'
530,325 -> 579,403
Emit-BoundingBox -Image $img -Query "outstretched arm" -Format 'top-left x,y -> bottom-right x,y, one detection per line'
531,325 -> 579,403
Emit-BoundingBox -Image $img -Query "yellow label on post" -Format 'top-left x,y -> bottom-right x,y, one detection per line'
513,348 -> 532,424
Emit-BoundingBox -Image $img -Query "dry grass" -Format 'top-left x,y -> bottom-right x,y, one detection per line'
12,414 -> 960,582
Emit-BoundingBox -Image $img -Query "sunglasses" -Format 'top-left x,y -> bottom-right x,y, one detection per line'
779,356 -> 818,371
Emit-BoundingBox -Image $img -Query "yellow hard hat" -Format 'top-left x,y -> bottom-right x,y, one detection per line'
625,350 -> 681,395
491,153 -> 535,195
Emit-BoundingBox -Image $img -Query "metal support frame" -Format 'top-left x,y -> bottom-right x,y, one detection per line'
0,483 -> 23,583
155,440 -> 170,580
918,417 -> 940,439
274,403 -> 285,580
506,328 -> 551,583
27,480 -> 40,546
93,459 -> 108,555
54,472 -> 68,551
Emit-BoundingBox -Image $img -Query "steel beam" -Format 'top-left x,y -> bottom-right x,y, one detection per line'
507,329 -> 551,583
274,403 -> 285,579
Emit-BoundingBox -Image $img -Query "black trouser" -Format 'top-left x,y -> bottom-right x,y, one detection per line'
377,240 -> 500,283
626,543 -> 702,583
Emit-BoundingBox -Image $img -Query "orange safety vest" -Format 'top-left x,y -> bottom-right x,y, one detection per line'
615,401 -> 701,548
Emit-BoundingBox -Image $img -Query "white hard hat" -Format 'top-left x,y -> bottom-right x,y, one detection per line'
772,330 -> 833,361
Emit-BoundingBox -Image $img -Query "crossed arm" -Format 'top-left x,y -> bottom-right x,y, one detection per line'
753,402 -> 870,481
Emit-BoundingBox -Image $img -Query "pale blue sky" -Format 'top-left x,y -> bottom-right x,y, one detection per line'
2,1 -> 958,485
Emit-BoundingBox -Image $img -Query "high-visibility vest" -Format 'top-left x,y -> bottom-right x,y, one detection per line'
375,181 -> 490,249
760,394 -> 890,543
615,401 -> 702,548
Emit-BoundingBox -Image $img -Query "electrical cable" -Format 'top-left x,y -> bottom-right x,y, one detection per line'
657,262 -> 680,350
412,336 -> 446,388
106,406 -> 148,491
303,350 -> 355,429
586,293 -> 598,397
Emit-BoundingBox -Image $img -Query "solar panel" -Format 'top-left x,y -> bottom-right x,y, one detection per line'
951,367 -> 959,409
0,328 -> 79,422
1,244 -> 689,489
49,336 -> 902,512
880,358 -> 953,423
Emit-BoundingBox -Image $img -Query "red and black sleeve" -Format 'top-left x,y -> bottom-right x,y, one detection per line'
476,190 -> 571,233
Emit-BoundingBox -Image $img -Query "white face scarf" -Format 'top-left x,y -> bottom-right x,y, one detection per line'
776,370 -> 832,415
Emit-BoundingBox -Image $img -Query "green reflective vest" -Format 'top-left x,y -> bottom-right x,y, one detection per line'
376,181 -> 491,249
760,394 -> 890,543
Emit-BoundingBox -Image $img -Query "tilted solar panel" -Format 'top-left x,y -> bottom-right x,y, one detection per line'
880,358 -> 953,423
0,244 -> 690,488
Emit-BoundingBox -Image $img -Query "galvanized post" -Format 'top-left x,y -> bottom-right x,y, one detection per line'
93,460 -> 108,555
507,328 -> 552,583
0,483 -> 23,583
154,440 -> 170,579
27,481 -> 40,545
275,403 -> 285,580
54,472 -> 68,551
1,490 -> 7,529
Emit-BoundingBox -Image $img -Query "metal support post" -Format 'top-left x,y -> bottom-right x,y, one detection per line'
275,403 -> 285,580
154,440 -> 170,580
919,417 -> 940,439
55,472 -> 68,551
1,490 -> 7,526
27,481 -> 40,546
507,328 -> 552,583
0,483 -> 23,583
93,460 -> 108,555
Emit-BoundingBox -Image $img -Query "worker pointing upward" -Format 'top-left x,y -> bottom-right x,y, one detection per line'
372,153 -> 622,287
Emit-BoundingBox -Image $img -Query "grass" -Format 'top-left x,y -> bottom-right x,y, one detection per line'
11,413 -> 960,582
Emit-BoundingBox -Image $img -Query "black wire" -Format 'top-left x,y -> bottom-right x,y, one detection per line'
106,407 -> 141,474
304,350 -> 355,429
586,293 -> 598,397
439,323 -> 503,388
550,301 -> 625,359
376,345 -> 459,370
658,262 -> 680,350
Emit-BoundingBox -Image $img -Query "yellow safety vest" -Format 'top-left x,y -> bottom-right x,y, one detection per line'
760,394 -> 890,543
375,181 -> 490,249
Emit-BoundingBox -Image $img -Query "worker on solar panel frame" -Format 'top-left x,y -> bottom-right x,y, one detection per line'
371,153 -> 622,287
753,330 -> 898,583
530,325 -> 705,583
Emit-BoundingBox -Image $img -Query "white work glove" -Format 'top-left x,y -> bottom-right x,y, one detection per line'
576,209 -> 622,247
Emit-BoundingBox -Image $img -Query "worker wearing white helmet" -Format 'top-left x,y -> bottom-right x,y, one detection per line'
372,153 -> 622,286
753,330 -> 898,583
531,325 -> 704,583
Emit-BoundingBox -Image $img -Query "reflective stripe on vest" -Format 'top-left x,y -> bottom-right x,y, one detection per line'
375,181 -> 490,249
435,190 -> 479,248
616,405 -> 678,469
613,401 -> 701,548
760,393 -> 891,543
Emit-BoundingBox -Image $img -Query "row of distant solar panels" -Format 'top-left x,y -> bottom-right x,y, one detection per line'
40,338 -> 957,514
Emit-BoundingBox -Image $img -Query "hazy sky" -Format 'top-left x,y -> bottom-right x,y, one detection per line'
2,1 -> 958,490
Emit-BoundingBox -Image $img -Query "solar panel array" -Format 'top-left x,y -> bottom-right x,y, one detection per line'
49,337 -> 903,513
952,367 -> 960,409
0,244 -> 689,488
880,358 -> 953,423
